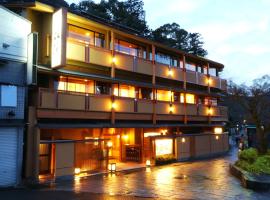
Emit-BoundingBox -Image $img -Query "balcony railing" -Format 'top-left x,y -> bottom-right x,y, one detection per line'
66,40 -> 226,90
38,88 -> 228,120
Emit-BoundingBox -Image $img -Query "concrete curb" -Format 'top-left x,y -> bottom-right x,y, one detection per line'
230,164 -> 270,191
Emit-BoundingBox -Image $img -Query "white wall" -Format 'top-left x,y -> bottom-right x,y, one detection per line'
0,6 -> 31,62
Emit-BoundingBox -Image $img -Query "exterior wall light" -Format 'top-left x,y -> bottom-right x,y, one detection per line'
108,163 -> 116,172
112,57 -> 117,64
111,102 -> 116,109
207,77 -> 212,85
215,135 -> 219,140
214,127 -> 223,134
168,68 -> 173,76
74,168 -> 81,174
169,105 -> 174,113
207,108 -> 213,115
146,160 -> 151,167
181,138 -> 186,143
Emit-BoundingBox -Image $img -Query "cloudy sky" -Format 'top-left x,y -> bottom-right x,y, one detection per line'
67,0 -> 270,84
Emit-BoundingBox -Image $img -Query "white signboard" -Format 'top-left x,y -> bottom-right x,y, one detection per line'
51,8 -> 67,68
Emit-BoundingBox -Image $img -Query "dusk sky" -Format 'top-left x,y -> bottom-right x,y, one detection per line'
67,0 -> 270,84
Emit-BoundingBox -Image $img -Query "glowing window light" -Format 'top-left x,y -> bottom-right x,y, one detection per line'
155,139 -> 173,156
214,127 -> 223,134
144,132 -> 161,137
181,138 -> 186,143
186,93 -> 195,104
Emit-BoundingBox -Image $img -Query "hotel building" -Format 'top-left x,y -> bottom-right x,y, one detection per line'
3,1 -> 228,181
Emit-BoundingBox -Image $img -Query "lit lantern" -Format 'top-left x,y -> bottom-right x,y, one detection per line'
214,127 -> 223,134
107,141 -> 113,147
123,134 -> 129,141
108,163 -> 116,172
146,160 -> 151,167
74,168 -> 81,174
215,135 -> 219,140
181,138 -> 186,143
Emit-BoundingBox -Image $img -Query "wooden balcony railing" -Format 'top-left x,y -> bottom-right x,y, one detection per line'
66,41 -> 227,91
38,88 -> 228,120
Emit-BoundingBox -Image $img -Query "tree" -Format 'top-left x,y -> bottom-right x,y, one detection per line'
151,23 -> 207,57
227,75 -> 270,154
71,0 -> 150,36
187,33 -> 207,57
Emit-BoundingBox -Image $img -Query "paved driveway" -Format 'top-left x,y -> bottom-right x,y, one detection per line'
1,147 -> 270,200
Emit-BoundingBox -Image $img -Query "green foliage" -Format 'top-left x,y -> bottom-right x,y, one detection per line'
238,148 -> 258,163
235,148 -> 270,174
155,154 -> 176,165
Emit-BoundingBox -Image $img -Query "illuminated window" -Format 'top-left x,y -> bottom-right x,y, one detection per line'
155,139 -> 173,156
180,93 -> 196,104
186,93 -> 195,104
114,85 -> 135,98
114,39 -> 146,58
55,77 -> 94,93
68,25 -> 105,48
156,90 -> 172,102
180,93 -> 185,103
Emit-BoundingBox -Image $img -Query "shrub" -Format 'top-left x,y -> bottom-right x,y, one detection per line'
248,156 -> 270,174
235,159 -> 250,171
155,154 -> 176,165
238,148 -> 258,164
235,152 -> 270,175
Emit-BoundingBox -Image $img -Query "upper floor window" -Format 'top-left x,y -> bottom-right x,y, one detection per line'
209,68 -> 217,76
114,39 -> 146,58
204,97 -> 217,106
139,87 -> 153,100
96,81 -> 111,95
68,25 -> 105,48
156,90 -> 172,102
1,85 -> 17,107
113,84 -> 136,98
186,63 -> 196,71
155,52 -> 177,67
55,77 -> 94,94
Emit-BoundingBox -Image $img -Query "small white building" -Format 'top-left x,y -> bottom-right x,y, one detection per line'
0,5 -> 31,187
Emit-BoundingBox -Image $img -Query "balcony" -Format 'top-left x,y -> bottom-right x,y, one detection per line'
37,88 -> 228,122
65,41 -> 227,91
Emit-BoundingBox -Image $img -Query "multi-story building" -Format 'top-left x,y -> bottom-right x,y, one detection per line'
3,1 -> 228,182
0,5 -> 31,186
